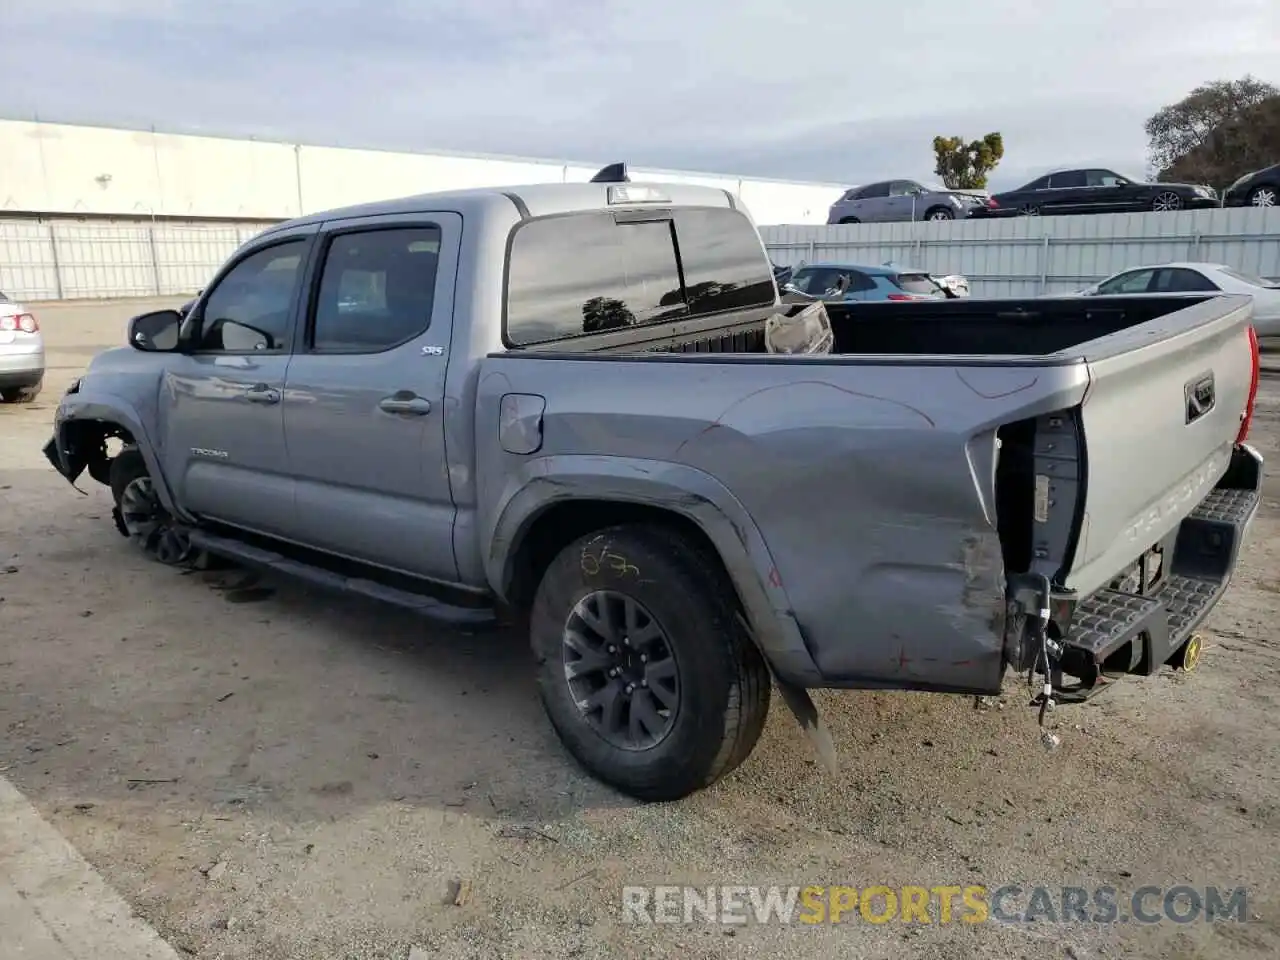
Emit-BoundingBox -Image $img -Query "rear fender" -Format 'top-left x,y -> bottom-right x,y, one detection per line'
483,455 -> 822,685
53,395 -> 183,518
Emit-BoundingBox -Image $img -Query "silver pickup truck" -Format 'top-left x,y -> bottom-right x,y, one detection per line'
43,172 -> 1264,801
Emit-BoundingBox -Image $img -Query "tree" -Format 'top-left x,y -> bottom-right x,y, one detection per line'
1144,76 -> 1279,186
932,133 -> 1004,190
582,296 -> 634,333
1159,95 -> 1280,189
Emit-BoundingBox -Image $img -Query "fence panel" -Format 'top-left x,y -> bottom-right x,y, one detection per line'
760,207 -> 1280,298
5,208 -> 1280,302
0,218 -> 278,301
0,221 -> 60,300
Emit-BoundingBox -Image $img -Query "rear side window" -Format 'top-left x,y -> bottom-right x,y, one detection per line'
790,267 -> 875,295
310,226 -> 442,353
1048,170 -> 1086,188
1155,268 -> 1218,293
672,209 -> 775,315
893,273 -> 941,296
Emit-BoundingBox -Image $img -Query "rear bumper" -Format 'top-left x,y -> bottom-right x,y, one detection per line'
0,345 -> 45,387
1052,443 -> 1262,697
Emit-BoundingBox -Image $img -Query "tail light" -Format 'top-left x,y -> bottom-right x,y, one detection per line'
0,313 -> 38,333
1236,324 -> 1260,444
986,198 -> 999,208
886,293 -> 920,301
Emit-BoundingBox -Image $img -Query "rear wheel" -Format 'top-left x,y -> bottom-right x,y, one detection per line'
0,379 -> 42,404
1249,185 -> 1277,207
109,448 -> 194,566
530,525 -> 771,802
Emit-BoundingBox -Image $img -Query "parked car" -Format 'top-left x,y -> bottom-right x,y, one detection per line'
785,262 -> 945,301
43,173 -> 1262,802
1074,262 -> 1280,339
972,168 -> 1219,217
827,179 -> 988,223
0,290 -> 44,403
1221,162 -> 1279,208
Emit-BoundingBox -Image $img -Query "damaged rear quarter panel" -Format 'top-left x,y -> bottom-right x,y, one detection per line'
476,353 -> 1088,692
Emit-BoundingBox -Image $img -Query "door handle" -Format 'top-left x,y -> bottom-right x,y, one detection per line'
379,394 -> 432,416
244,384 -> 281,405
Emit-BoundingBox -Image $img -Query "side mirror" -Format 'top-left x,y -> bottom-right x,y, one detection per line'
128,309 -> 182,352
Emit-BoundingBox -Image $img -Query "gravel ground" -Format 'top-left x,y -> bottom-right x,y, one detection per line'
2,298 -> 1279,960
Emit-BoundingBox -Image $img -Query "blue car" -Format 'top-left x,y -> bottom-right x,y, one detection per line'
784,262 -> 944,302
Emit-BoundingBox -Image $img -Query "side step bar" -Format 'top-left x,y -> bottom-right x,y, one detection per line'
1056,448 -> 1262,701
187,529 -> 499,630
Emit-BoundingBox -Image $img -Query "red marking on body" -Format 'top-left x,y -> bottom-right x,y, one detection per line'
768,567 -> 783,588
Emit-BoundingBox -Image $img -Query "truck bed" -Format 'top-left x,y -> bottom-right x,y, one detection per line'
482,291 -> 1259,693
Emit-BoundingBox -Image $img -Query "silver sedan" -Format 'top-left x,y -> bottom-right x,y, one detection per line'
0,291 -> 44,403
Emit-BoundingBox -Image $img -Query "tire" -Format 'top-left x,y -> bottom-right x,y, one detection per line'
925,207 -> 954,221
108,448 -> 195,566
1021,205 -> 1041,216
530,525 -> 771,802
1152,191 -> 1182,212
0,379 -> 42,404
1249,184 -> 1277,207
838,217 -> 860,224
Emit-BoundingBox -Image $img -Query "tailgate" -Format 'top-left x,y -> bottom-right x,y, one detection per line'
1065,295 -> 1255,596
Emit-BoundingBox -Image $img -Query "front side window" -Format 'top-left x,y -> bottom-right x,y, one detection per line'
1086,169 -> 1126,187
888,181 -> 920,197
1097,269 -> 1155,295
672,208 -> 775,316
506,212 -> 685,345
310,226 -> 442,352
191,240 -> 307,352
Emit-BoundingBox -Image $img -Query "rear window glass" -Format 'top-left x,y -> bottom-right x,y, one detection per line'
1219,266 -> 1276,288
505,206 -> 774,346
893,273 -> 940,296
672,209 -> 775,315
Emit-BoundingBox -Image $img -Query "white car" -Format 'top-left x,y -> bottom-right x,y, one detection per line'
0,290 -> 44,403
1076,262 -> 1280,339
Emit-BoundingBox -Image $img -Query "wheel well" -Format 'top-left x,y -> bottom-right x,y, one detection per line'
62,419 -> 135,485
505,500 -> 743,616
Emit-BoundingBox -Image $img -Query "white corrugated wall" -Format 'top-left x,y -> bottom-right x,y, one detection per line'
760,207 -> 1280,297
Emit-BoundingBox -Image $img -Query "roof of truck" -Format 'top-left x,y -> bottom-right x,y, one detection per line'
258,181 -> 740,238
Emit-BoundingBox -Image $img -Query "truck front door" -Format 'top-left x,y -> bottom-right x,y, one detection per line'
159,231 -> 315,536
279,213 -> 462,583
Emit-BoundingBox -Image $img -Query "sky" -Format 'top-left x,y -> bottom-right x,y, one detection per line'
4,0 -> 1279,190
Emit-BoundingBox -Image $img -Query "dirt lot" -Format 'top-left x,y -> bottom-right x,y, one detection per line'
3,298 -> 1280,960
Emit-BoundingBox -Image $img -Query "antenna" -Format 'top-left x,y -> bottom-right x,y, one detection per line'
590,162 -> 630,184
